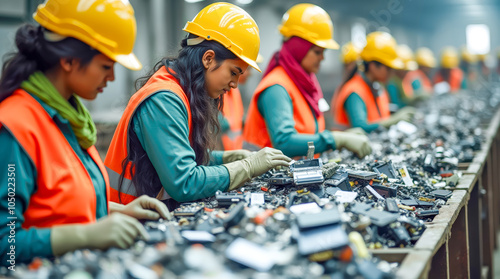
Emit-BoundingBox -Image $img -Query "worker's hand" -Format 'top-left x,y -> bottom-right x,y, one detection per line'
51,213 -> 149,256
379,106 -> 416,128
222,149 -> 254,163
332,131 -> 372,158
224,147 -> 291,191
119,195 -> 172,221
344,127 -> 367,135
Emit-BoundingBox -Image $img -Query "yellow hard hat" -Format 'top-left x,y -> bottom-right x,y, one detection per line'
415,47 -> 437,68
278,3 -> 339,49
184,2 -> 261,72
360,32 -> 404,69
340,42 -> 360,64
440,46 -> 459,69
460,47 -> 477,64
396,44 -> 418,71
33,0 -> 141,71
476,53 -> 488,62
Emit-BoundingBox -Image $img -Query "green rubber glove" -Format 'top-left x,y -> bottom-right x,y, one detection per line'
332,131 -> 372,158
111,195 -> 172,221
51,213 -> 149,256
223,147 -> 292,191
379,106 -> 416,128
222,149 -> 254,163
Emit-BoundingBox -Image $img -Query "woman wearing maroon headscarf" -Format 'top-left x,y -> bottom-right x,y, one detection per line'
243,3 -> 371,158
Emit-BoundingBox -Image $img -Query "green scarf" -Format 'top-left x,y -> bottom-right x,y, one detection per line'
21,71 -> 97,149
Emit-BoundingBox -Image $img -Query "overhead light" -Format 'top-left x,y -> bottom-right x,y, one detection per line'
184,0 -> 204,3
236,0 -> 253,4
466,24 -> 490,55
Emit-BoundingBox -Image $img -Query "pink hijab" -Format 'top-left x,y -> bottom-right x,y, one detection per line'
263,36 -> 323,117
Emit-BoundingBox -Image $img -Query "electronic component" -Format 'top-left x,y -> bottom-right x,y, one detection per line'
173,203 -> 203,218
223,202 -> 246,228
215,191 -> 246,207
430,189 -> 453,199
142,220 -> 168,244
290,159 -> 324,186
385,198 -> 399,213
347,169 -> 378,180
388,223 -> 411,246
307,141 -> 315,160
415,209 -> 440,218
365,185 -> 385,200
321,162 -> 339,179
372,160 -> 398,179
324,171 -> 351,191
297,224 -> 349,255
400,198 -> 434,207
371,183 -> 397,198
296,208 -> 341,230
268,173 -> 293,186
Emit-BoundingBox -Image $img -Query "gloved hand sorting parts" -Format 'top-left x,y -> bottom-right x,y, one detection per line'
331,131 -> 372,158
51,213 -> 149,255
223,147 -> 292,191
222,149 -> 254,163
379,106 -> 416,128
51,195 -> 172,255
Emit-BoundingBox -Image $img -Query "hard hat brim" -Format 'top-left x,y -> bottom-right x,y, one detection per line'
314,38 -> 339,50
241,56 -> 262,72
113,52 -> 142,71
387,58 -> 405,70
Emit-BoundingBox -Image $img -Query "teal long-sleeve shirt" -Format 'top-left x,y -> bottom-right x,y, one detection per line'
0,94 -> 107,264
256,85 -> 336,157
343,93 -> 381,133
131,91 -> 229,202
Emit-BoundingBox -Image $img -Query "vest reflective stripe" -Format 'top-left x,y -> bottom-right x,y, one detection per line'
402,69 -> 433,97
243,66 -> 325,149
105,67 -> 190,204
221,88 -> 244,150
0,89 -> 109,228
332,73 -> 390,130
433,68 -> 464,93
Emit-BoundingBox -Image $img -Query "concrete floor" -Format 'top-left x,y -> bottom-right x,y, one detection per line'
495,233 -> 500,278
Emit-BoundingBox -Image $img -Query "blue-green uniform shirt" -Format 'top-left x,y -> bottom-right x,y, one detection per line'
342,73 -> 385,133
0,94 -> 107,264
131,91 -> 230,202
256,85 -> 336,157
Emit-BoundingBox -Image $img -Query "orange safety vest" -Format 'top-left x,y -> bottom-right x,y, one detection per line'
243,66 -> 325,150
0,89 -> 109,228
105,67 -> 192,204
221,88 -> 244,150
331,73 -> 390,130
433,68 -> 464,93
402,69 -> 433,98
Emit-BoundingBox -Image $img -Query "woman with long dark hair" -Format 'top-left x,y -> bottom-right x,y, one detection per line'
331,31 -> 416,133
105,3 -> 291,210
243,4 -> 371,159
0,0 -> 170,264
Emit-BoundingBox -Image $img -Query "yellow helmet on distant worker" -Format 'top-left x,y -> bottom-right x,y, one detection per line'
476,53 -> 488,62
340,42 -> 360,64
397,44 -> 418,71
360,31 -> 404,69
460,46 -> 477,64
184,2 -> 261,72
33,0 -> 142,70
415,47 -> 437,68
278,3 -> 339,49
440,46 -> 459,69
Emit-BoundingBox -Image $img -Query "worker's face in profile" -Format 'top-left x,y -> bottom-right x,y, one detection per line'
301,45 -> 325,74
372,63 -> 392,83
65,54 -> 116,100
203,50 -> 249,99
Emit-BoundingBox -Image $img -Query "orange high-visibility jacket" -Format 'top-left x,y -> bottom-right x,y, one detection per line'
331,73 -> 390,130
222,88 -> 244,150
105,67 -> 191,204
402,69 -> 433,98
0,89 -> 110,228
243,66 -> 325,150
433,68 -> 464,93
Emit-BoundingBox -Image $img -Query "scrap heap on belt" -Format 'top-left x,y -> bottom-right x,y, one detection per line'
7,87 -> 499,278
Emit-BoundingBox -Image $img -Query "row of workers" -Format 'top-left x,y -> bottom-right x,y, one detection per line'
0,0 -> 476,264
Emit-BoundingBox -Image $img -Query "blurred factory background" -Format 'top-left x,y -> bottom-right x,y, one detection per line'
1,0 -> 499,122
